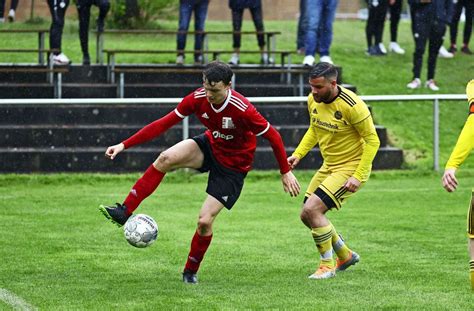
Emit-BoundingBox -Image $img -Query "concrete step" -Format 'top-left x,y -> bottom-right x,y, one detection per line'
0,125 -> 389,148
0,146 -> 402,173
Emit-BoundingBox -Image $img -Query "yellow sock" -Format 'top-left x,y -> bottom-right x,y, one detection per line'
311,225 -> 335,268
470,260 -> 474,290
330,223 -> 351,261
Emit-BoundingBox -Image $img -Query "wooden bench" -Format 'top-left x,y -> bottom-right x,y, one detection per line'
0,29 -> 50,64
0,65 -> 69,98
103,48 -> 295,83
110,66 -> 310,98
95,29 -> 281,64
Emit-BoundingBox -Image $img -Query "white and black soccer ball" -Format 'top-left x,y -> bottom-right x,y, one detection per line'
123,214 -> 158,248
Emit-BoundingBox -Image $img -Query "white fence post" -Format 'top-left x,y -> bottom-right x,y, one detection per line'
433,98 -> 440,171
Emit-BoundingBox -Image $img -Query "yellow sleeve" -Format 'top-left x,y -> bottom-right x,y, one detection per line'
352,115 -> 380,181
292,126 -> 319,159
445,114 -> 474,169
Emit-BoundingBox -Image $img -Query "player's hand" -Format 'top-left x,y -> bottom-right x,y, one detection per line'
105,143 -> 125,160
442,168 -> 458,192
344,176 -> 361,193
287,156 -> 300,170
281,171 -> 301,197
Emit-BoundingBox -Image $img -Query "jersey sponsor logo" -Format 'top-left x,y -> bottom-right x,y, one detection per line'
334,111 -> 342,120
202,112 -> 209,119
316,118 -> 339,130
212,130 -> 234,140
222,117 -> 235,129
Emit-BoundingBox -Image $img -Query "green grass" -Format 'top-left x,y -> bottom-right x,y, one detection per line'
0,170 -> 474,309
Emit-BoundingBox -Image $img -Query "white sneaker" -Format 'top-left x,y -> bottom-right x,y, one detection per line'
425,79 -> 440,91
319,55 -> 333,64
303,55 -> 315,66
176,55 -> 184,65
8,9 -> 15,22
438,46 -> 454,58
378,43 -> 387,54
260,53 -> 274,64
228,53 -> 239,65
407,78 -> 421,89
52,53 -> 70,65
389,42 -> 405,54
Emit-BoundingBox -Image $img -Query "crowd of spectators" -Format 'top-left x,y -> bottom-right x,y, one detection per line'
1,0 -> 472,90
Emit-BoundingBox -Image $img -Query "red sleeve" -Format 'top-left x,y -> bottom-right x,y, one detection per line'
262,126 -> 291,174
122,110 -> 182,149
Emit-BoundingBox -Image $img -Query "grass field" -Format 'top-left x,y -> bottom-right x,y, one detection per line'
1,170 -> 474,309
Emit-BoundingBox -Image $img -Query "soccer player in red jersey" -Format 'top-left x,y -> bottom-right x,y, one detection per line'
100,61 -> 300,284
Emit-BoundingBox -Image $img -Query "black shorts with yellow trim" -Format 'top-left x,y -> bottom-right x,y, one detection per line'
192,133 -> 247,210
468,189 -> 474,238
303,164 -> 368,210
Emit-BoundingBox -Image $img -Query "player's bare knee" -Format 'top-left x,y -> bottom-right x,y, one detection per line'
197,216 -> 212,234
155,151 -> 172,171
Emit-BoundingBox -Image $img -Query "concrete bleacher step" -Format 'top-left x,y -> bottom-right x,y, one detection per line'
0,125 -> 389,148
0,146 -> 402,173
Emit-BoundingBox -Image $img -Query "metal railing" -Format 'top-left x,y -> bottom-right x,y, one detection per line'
0,94 -> 467,171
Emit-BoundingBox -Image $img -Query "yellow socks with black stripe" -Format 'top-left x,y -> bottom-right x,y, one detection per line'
470,260 -> 474,290
331,223 -> 351,261
311,225 -> 335,268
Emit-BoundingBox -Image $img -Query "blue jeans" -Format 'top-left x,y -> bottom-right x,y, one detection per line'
304,0 -> 338,57
297,0 -> 308,50
177,0 -> 209,61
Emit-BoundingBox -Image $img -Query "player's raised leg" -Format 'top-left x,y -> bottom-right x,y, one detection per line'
100,139 -> 204,226
183,195 -> 225,284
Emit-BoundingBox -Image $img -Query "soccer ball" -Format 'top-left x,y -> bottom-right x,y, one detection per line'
123,214 -> 158,248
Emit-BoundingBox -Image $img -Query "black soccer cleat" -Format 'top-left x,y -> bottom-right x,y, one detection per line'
99,203 -> 130,227
182,270 -> 198,284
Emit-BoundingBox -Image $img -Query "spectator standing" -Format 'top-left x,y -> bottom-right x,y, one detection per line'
296,0 -> 308,55
448,0 -> 473,54
365,0 -> 389,56
176,0 -> 210,65
302,0 -> 339,65
0,0 -> 19,22
228,0 -> 271,65
406,0 -> 453,91
388,0 -> 406,54
47,0 -> 70,65
76,0 -> 110,65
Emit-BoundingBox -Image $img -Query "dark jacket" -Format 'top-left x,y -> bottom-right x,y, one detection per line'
408,0 -> 454,24
228,0 -> 262,10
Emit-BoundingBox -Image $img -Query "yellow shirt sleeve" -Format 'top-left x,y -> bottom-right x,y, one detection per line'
445,114 -> 474,169
352,115 -> 380,181
292,126 -> 318,159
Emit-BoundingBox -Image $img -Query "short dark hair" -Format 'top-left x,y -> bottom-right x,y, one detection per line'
203,61 -> 233,85
309,62 -> 338,81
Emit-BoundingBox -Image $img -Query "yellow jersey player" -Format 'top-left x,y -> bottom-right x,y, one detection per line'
442,79 -> 474,290
288,62 -> 380,279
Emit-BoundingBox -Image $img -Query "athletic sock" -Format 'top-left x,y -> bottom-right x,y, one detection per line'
470,260 -> 474,290
311,225 -> 335,268
185,231 -> 213,273
330,223 -> 351,261
123,164 -> 165,215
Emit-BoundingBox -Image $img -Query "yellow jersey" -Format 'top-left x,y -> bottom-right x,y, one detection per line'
445,101 -> 474,169
293,85 -> 380,181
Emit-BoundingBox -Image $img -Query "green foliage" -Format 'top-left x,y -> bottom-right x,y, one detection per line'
0,171 -> 474,309
109,0 -> 179,28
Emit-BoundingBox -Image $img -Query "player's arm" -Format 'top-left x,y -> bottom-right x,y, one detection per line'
289,126 -> 319,169
261,126 -> 301,197
345,115 -> 380,192
442,82 -> 474,192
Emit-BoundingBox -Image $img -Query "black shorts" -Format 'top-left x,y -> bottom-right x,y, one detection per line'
192,133 -> 247,210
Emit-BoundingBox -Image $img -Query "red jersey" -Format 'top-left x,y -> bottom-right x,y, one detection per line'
175,88 -> 270,172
